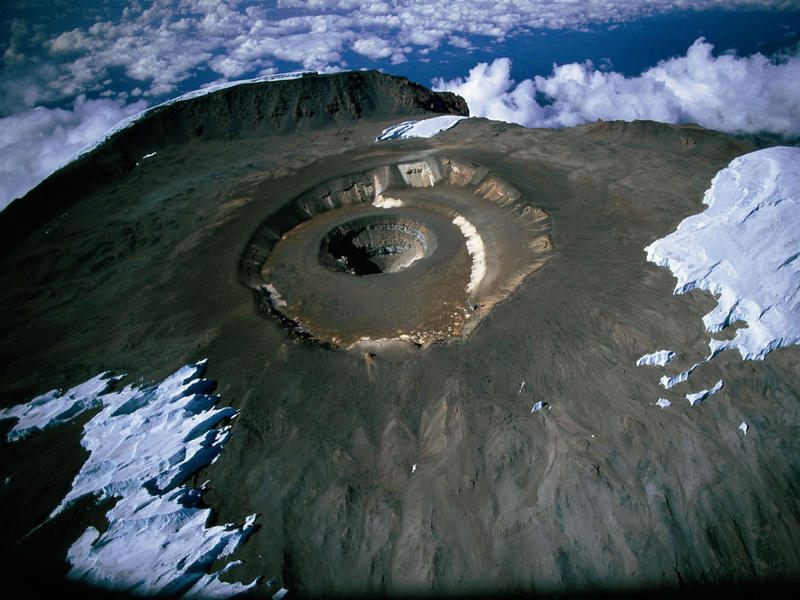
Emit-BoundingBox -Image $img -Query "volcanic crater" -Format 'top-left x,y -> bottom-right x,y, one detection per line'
2,71 -> 798,599
240,155 -> 553,348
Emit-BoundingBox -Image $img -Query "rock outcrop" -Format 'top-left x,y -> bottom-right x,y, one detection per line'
0,71 -> 467,253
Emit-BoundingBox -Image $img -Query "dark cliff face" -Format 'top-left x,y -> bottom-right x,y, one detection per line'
106,70 -> 468,146
0,71 -> 467,253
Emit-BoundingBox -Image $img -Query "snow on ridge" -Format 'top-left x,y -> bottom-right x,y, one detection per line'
166,71 -> 313,105
635,350 -> 675,367
376,115 -> 467,141
2,361 -> 262,598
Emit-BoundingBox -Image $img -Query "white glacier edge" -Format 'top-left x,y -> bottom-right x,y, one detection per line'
376,115 -> 468,141
1,361 -> 266,599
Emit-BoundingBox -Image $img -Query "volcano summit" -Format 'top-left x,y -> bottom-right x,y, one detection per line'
1,72 -> 799,599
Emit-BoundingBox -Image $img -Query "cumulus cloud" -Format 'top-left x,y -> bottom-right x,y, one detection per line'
0,97 -> 146,211
352,36 -> 396,60
5,0 -> 796,112
433,38 -> 800,135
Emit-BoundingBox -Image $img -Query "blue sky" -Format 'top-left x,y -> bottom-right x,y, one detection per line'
1,0 -> 799,209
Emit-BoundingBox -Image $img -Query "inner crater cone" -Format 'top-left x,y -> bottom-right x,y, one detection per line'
240,155 -> 553,349
320,216 -> 433,275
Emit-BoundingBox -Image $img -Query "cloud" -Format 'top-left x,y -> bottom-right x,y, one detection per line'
0,96 -> 146,211
433,38 -> 800,135
2,2 -> 799,212
433,58 -> 543,126
5,1 -> 796,113
352,36 -> 396,60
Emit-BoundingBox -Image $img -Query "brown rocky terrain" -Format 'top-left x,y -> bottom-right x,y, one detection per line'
0,71 -> 798,598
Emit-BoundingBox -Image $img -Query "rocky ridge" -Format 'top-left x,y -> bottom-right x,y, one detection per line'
0,71 -> 467,253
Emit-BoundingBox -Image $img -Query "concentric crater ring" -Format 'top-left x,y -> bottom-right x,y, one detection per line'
240,155 -> 553,349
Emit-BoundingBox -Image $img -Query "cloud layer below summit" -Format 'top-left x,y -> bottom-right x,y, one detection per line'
434,38 -> 800,134
2,1 -> 795,112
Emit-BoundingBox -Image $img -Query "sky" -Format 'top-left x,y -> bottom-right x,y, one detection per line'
1,0 -> 800,210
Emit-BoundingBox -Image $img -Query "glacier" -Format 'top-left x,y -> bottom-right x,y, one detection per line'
1,361 -> 263,598
638,146 -> 800,400
646,146 -> 800,362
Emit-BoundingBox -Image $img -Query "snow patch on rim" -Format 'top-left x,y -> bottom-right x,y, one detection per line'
452,214 -> 487,295
376,115 -> 468,141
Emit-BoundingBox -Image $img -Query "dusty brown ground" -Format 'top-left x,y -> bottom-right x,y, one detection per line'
1,77 -> 799,598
